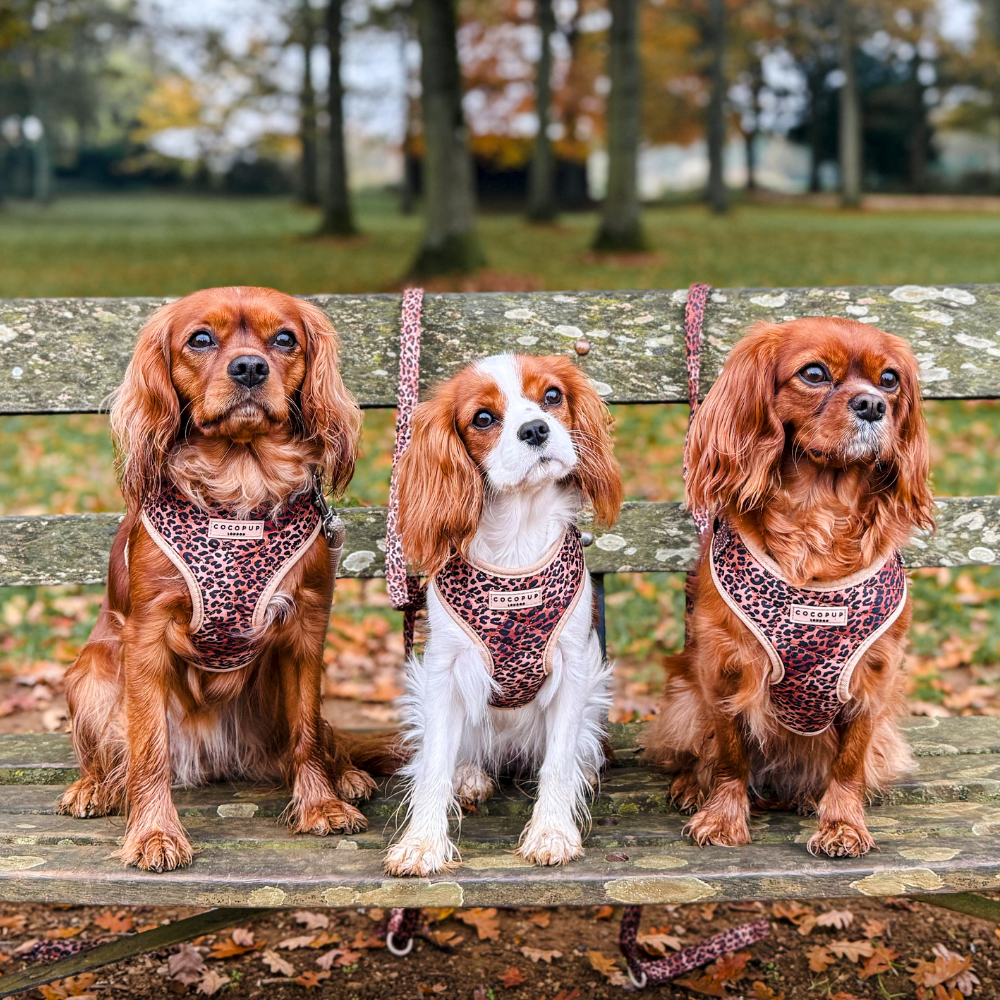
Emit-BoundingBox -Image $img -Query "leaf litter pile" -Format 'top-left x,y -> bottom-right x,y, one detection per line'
0,899 -> 998,998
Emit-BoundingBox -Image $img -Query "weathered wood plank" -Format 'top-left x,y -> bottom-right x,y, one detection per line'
0,285 -> 998,414
1,497 -> 997,587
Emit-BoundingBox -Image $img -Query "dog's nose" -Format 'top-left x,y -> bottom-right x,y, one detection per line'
849,392 -> 885,423
518,419 -> 550,448
227,354 -> 269,389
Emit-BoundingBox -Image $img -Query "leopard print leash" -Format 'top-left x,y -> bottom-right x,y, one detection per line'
385,287 -> 427,657
683,282 -> 712,538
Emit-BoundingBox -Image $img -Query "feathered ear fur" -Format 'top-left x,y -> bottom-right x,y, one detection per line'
884,335 -> 935,532
396,387 -> 484,578
296,301 -> 362,498
110,303 -> 182,511
557,359 -> 623,527
685,322 -> 785,515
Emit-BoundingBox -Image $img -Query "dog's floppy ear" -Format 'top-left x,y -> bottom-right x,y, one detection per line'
110,302 -> 182,510
557,358 -> 623,527
396,387 -> 484,577
886,336 -> 935,532
296,300 -> 362,498
686,322 -> 785,515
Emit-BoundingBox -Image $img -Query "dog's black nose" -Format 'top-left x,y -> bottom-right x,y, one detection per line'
849,392 -> 885,422
228,354 -> 269,389
518,419 -> 550,447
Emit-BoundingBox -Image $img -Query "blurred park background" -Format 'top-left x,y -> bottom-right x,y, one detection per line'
1,0 -> 1000,733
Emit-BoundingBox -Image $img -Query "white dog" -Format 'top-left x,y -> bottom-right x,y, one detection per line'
384,353 -> 624,876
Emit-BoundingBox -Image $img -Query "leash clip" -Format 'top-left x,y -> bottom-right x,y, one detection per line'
312,479 -> 342,544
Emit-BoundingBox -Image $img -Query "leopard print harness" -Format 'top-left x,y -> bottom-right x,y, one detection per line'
138,485 -> 343,672
432,527 -> 587,709
682,285 -> 908,736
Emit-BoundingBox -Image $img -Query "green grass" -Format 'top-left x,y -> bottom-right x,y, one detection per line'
1,192 -> 999,692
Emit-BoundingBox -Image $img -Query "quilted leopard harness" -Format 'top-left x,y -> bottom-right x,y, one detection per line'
683,284 -> 907,736
384,288 -> 588,709
136,482 -> 344,673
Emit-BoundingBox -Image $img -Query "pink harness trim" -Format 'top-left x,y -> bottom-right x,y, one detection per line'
433,528 -> 586,709
681,285 -> 907,736
141,487 -> 333,672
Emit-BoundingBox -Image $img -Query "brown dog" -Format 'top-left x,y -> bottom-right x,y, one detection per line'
642,318 -> 934,857
60,287 -> 395,871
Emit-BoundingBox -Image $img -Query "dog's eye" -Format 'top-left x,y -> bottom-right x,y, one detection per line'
879,369 -> 899,390
543,387 -> 562,406
472,410 -> 496,429
799,364 -> 830,385
187,330 -> 215,350
272,330 -> 297,350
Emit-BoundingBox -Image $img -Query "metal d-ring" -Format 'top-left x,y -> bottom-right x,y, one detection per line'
386,931 -> 414,957
627,965 -> 648,989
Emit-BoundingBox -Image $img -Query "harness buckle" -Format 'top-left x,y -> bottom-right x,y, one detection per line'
311,479 -> 342,543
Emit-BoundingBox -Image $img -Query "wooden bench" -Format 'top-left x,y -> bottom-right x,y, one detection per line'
0,284 -> 1000,992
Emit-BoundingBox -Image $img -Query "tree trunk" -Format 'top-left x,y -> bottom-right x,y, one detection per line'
908,55 -> 929,194
30,54 -> 52,204
744,128 -> 756,191
836,0 -> 862,207
592,0 -> 645,252
706,0 -> 727,214
299,0 -> 320,206
527,0 -> 557,222
318,0 -> 356,234
411,0 -> 484,276
807,67 -> 824,193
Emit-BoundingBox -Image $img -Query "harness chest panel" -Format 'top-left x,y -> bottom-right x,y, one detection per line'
432,527 -> 586,709
141,488 -> 323,672
710,518 -> 907,736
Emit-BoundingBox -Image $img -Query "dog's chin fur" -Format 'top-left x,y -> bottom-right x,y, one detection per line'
642,318 -> 934,858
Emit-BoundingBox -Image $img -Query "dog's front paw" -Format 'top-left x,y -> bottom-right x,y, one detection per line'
117,826 -> 194,872
59,776 -> 119,818
670,772 -> 704,814
808,819 -> 874,858
334,768 -> 377,803
384,835 -> 458,877
685,806 -> 751,848
454,764 -> 493,808
517,825 -> 583,866
289,797 -> 367,836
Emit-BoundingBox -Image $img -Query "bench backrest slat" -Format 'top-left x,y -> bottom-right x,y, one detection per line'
0,285 -> 997,413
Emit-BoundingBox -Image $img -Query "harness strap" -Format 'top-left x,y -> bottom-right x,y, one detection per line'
385,287 -> 427,657
682,283 -> 712,538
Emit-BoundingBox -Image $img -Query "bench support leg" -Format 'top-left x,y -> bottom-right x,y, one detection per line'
0,906 -> 280,999
914,892 -> 1000,922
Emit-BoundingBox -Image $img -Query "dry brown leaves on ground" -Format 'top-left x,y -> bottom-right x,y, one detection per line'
587,950 -> 629,987
520,946 -> 562,963
457,908 -> 501,941
499,966 -> 527,987
911,944 -> 980,997
39,974 -> 96,999
92,910 -> 132,933
292,910 -> 330,930
260,949 -> 295,976
675,949 -> 752,996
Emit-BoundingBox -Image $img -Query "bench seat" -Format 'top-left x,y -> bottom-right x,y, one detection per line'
0,717 -> 995,908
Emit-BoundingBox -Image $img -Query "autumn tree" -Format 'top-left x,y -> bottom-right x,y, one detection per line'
298,0 -> 320,205
527,0 -> 557,221
835,0 -> 861,205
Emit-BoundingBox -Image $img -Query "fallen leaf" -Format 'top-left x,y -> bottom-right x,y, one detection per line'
278,934 -> 317,950
751,983 -> 785,1000
700,904 -> 718,921
295,970 -> 331,988
552,991 -> 581,1000
418,985 -> 448,996
828,940 -> 875,963
38,974 -> 97,999
861,918 -> 889,939
587,950 -> 629,987
592,906 -> 614,921
261,949 -> 295,976
0,914 -> 27,933
931,944 -> 979,995
458,908 -> 501,942
637,927 -> 683,956
307,930 -> 341,949
93,910 -> 132,934
168,942 -> 207,984
816,910 -> 854,931
365,908 -> 384,922
860,944 -> 900,980
520,946 -> 561,963
713,951 -> 751,982
526,911 -> 550,928
196,970 -> 230,996
230,928 -> 255,947
293,911 -> 330,930
429,929 -> 464,949
351,929 -> 384,949
499,966 -> 526,987
796,914 -> 818,937
208,935 -> 260,959
44,926 -> 84,939
316,947 -> 362,970
807,945 -> 835,974
422,908 -> 455,923
674,971 -> 727,997
772,901 -> 813,925
911,952 -> 973,989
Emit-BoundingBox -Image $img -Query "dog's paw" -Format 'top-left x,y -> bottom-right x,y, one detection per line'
59,776 -> 118,818
516,825 -> 583,866
807,819 -> 874,858
670,772 -> 704,814
454,764 -> 493,808
384,836 -> 458,877
684,807 -> 751,848
334,768 -> 377,803
289,797 -> 367,836
117,826 -> 194,872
